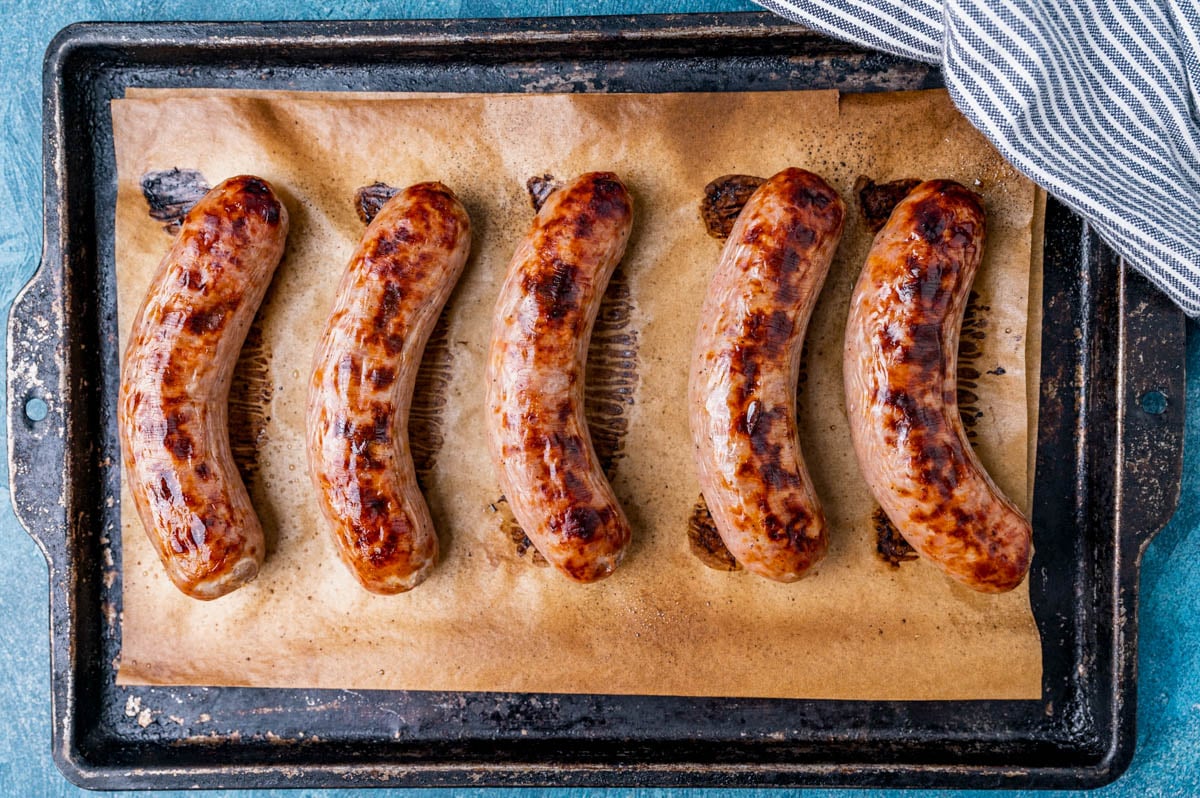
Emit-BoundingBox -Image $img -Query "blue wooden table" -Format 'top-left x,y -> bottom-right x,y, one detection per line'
2,1 -> 1197,795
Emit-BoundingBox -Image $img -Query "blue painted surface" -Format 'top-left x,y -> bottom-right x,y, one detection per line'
1,1 -> 1197,795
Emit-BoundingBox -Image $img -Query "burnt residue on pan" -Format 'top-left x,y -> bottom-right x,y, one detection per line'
526,174 -> 562,212
586,265 -> 638,479
354,182 -> 402,225
491,495 -> 549,567
687,494 -> 741,571
874,505 -> 918,566
797,341 -> 810,393
700,174 -> 766,239
352,182 -> 455,489
957,291 -> 989,441
855,176 -> 921,233
227,319 -> 273,488
140,168 -> 212,234
410,312 -> 454,487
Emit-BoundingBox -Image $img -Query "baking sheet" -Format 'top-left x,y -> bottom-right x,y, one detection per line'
112,88 -> 1042,699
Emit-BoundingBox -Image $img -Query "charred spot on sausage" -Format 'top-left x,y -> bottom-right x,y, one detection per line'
232,176 -> 283,225
184,304 -> 231,335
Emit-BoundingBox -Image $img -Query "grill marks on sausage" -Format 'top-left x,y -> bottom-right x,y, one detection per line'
689,168 -> 845,582
510,421 -> 596,523
881,386 -> 971,507
557,503 -> 616,542
161,407 -> 195,461
856,176 -> 990,448
120,176 -> 288,599
236,177 -> 283,226
855,174 -> 990,465
871,186 -> 986,516
487,172 -> 634,582
524,258 -> 584,324
502,263 -> 639,562
309,182 -> 471,593
348,486 -> 412,568
723,307 -> 816,477
875,240 -> 976,502
183,300 -> 235,335
719,192 -> 836,517
346,183 -> 459,488
846,179 -> 1030,592
519,178 -> 629,334
332,398 -> 393,469
502,177 -> 633,439
143,177 -> 286,481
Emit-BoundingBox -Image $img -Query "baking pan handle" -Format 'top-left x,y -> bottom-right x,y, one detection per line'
7,261 -> 68,562
1117,263 -> 1186,549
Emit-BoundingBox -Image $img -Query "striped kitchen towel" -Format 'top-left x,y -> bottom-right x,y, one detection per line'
757,0 -> 1200,316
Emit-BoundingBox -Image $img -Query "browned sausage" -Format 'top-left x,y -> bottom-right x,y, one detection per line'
307,183 -> 471,594
688,168 -> 846,581
843,179 -> 1032,593
485,172 -> 634,582
118,175 -> 289,600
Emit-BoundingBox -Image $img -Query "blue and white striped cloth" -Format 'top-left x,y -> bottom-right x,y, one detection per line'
757,0 -> 1200,316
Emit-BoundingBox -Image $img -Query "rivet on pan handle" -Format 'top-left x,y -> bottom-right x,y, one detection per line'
6,260 -> 68,565
1117,262 -> 1186,552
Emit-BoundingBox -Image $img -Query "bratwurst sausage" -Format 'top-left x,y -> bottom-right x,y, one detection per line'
118,175 -> 289,600
307,182 -> 471,594
843,180 -> 1032,593
485,172 -> 634,582
688,167 -> 845,581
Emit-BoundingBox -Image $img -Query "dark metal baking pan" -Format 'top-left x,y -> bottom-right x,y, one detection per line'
6,11 -> 1185,790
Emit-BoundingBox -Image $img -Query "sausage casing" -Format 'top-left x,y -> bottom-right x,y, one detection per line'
843,180 -> 1032,593
307,183 -> 471,594
485,172 -> 634,582
688,168 -> 845,581
118,175 -> 289,600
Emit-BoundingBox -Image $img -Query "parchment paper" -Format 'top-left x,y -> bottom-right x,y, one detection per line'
112,88 -> 1043,699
